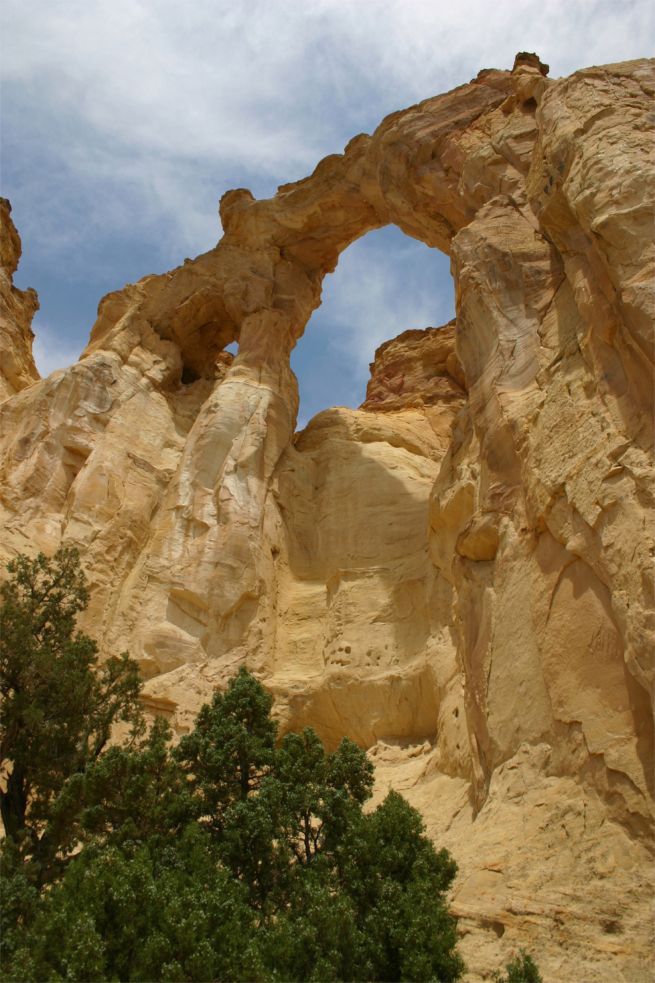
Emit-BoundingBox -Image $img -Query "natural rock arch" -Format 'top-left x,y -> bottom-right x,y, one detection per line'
1,52 -> 653,981
72,53 -> 552,659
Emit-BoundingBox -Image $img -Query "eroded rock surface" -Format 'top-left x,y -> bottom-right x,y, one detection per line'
0,198 -> 39,400
1,54 -> 653,982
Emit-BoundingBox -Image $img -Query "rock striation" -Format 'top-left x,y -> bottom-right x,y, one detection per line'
1,54 -> 653,982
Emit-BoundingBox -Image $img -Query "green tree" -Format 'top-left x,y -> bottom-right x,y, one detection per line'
275,728 -> 373,865
171,675 -> 463,981
2,827 -> 260,983
1,563 -> 471,983
78,715 -> 192,850
337,790 -> 464,982
0,547 -> 143,881
256,859 -> 363,982
174,665 -> 277,826
493,950 -> 543,983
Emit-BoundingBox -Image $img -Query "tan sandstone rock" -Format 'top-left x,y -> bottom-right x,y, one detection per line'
0,54 -> 653,982
0,198 -> 39,401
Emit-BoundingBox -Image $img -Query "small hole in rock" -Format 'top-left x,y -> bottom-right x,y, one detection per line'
453,707 -> 459,718
181,365 -> 200,385
522,97 -> 538,112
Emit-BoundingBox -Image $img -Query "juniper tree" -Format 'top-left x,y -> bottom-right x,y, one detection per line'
0,547 -> 143,881
1,553 -> 545,982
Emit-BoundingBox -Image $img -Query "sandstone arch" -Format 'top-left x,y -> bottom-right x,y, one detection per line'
1,53 -> 653,980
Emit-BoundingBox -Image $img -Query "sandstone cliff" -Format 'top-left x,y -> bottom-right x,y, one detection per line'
0,198 -> 39,401
0,54 -> 653,982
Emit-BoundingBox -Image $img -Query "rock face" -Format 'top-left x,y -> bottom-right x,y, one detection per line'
0,198 -> 39,401
1,54 -> 653,981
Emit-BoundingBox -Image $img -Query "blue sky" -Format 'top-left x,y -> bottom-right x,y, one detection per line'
1,0 -> 651,426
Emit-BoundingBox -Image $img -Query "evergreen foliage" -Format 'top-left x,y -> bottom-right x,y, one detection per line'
0,547 -> 143,883
492,950 -> 544,983
0,550 -> 541,982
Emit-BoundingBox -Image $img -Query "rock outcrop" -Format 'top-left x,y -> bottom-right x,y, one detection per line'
0,198 -> 39,400
1,54 -> 653,982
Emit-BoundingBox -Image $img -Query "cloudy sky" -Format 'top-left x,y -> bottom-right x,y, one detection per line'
2,0 -> 651,425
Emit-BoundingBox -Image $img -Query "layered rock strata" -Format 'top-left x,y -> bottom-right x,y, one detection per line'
1,53 -> 653,982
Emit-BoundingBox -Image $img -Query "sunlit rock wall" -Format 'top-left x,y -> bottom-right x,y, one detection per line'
0,198 -> 39,400
1,54 -> 653,982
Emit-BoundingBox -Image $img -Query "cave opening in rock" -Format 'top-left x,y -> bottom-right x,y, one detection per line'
290,225 -> 455,430
180,365 -> 200,385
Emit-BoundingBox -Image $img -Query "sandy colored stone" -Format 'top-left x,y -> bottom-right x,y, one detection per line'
362,322 -> 465,412
0,198 -> 39,401
0,55 -> 653,982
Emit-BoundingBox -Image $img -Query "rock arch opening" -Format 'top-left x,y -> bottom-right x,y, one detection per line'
290,226 -> 455,429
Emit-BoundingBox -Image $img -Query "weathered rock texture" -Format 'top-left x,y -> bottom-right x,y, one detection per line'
0,198 -> 39,401
1,54 -> 653,981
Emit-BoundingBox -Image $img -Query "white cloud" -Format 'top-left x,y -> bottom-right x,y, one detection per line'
292,228 -> 454,425
2,0 -> 651,426
32,319 -> 84,377
2,0 -> 651,257
319,236 -> 453,374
